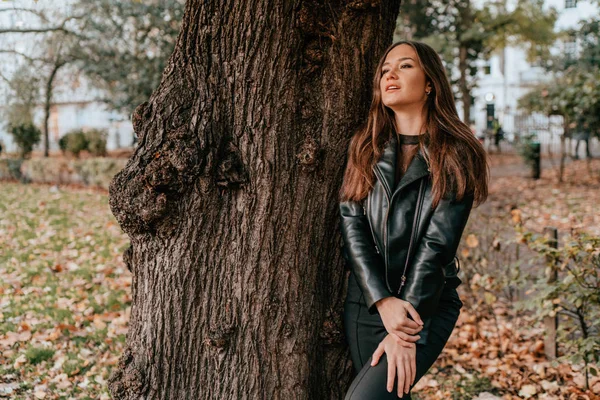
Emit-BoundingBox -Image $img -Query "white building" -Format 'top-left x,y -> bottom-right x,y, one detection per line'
0,1 -> 135,154
469,0 -> 599,150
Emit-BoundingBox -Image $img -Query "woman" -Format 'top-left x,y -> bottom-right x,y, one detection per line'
338,41 -> 489,399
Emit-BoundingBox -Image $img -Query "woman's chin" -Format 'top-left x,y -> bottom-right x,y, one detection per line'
383,99 -> 419,110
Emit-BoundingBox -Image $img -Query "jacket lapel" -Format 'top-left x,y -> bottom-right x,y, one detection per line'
372,134 -> 430,199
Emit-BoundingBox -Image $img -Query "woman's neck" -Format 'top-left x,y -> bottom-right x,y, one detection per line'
392,107 -> 427,136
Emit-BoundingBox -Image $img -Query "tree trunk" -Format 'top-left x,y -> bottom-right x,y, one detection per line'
107,1 -> 401,399
459,44 -> 470,124
43,62 -> 63,157
559,117 -> 568,183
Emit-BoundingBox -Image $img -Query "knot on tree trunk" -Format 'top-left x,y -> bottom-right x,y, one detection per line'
297,1 -> 336,75
109,124 -> 203,236
216,139 -> 249,188
132,102 -> 152,142
296,136 -> 320,172
108,347 -> 146,400
204,325 -> 237,350
320,308 -> 345,345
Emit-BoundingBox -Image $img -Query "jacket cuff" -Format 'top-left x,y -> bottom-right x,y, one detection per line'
366,292 -> 392,315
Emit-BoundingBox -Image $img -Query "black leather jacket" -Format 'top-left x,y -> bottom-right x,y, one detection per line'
339,134 -> 474,345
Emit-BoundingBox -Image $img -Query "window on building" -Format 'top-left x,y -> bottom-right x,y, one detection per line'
565,0 -> 577,8
483,62 -> 491,75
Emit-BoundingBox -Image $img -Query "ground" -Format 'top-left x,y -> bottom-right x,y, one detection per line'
0,183 -> 130,399
0,152 -> 598,399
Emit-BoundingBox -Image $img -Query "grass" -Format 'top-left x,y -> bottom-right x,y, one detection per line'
0,182 -> 130,399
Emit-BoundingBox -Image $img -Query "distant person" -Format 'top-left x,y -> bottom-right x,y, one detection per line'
573,121 -> 592,159
493,120 -> 504,153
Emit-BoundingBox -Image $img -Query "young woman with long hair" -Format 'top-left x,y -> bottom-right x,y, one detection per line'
339,40 -> 489,399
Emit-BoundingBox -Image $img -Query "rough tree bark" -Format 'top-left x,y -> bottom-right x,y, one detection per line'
107,1 -> 400,398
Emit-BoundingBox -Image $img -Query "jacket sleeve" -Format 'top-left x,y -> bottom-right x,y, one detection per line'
403,191 -> 474,345
339,199 -> 393,314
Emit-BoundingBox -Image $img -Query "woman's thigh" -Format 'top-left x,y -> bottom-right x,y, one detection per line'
344,274 -> 389,374
343,281 -> 462,399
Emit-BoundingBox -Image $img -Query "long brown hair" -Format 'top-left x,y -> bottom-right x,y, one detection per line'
339,40 -> 489,209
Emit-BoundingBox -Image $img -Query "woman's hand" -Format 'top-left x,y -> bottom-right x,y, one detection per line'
371,334 -> 417,397
375,297 -> 424,346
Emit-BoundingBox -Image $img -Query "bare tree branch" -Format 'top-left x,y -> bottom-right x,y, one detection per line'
0,14 -> 85,36
0,7 -> 50,23
0,49 -> 48,64
0,70 -> 11,84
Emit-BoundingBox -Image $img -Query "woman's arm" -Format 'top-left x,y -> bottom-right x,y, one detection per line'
339,199 -> 393,314
402,191 -> 474,345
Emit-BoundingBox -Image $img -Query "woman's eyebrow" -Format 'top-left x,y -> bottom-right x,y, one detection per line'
382,57 -> 415,66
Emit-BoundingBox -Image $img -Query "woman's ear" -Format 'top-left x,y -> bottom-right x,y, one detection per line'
426,81 -> 433,93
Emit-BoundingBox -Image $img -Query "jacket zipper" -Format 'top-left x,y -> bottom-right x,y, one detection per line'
363,194 -> 381,254
372,165 -> 392,292
397,178 -> 426,295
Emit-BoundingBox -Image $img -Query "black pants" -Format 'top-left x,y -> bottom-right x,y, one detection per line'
343,272 -> 463,399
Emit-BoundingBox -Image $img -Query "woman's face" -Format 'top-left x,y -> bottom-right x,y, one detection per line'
379,44 -> 431,111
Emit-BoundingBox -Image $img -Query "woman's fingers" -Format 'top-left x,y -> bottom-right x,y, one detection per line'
411,355 -> 416,386
403,356 -> 412,395
387,355 -> 396,393
370,342 -> 384,367
396,358 -> 406,398
403,302 -> 424,326
398,314 -> 423,333
394,330 -> 421,343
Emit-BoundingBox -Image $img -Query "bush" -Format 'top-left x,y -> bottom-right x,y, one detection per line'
515,227 -> 600,390
85,129 -> 108,156
61,131 -> 89,157
0,159 -> 24,181
9,122 -> 41,158
16,157 -> 127,189
59,129 -> 108,157
58,135 -> 68,153
517,132 -> 540,167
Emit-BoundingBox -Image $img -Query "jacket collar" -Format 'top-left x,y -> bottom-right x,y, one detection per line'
372,133 -> 431,199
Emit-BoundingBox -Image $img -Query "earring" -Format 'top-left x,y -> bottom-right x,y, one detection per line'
426,89 -> 431,95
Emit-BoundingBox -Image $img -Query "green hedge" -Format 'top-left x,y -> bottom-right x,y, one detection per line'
0,157 -> 127,190
59,129 -> 108,157
0,159 -> 24,181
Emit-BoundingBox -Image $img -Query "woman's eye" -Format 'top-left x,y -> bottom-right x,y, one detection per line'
381,69 -> 389,75
401,64 -> 411,69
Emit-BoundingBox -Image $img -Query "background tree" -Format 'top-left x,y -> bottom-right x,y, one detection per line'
518,16 -> 600,181
395,0 -> 557,123
0,67 -> 42,158
70,0 -> 185,116
0,67 -> 40,129
518,67 -> 599,182
0,5 -> 83,156
0,43 -> 72,157
0,1 -> 183,151
106,1 -> 401,398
